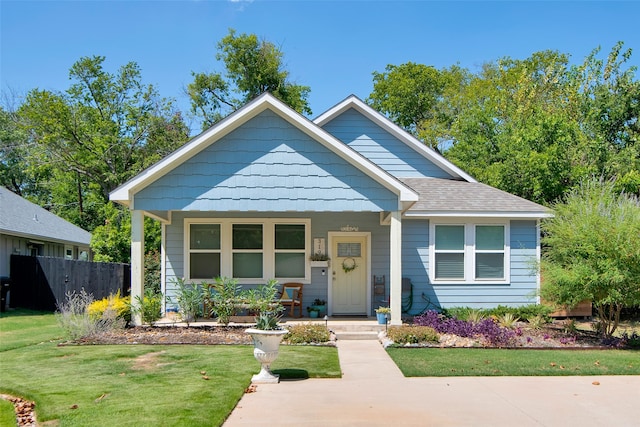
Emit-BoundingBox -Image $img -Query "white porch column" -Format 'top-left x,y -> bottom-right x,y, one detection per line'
131,209 -> 145,326
389,210 -> 402,325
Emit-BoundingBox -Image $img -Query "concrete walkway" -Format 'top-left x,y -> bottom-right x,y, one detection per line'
223,340 -> 639,426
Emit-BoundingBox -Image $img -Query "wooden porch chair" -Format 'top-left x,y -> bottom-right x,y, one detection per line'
279,283 -> 304,318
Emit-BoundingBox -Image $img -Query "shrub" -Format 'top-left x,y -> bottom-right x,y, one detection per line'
495,312 -> 520,328
413,310 -> 516,347
386,325 -> 439,345
88,291 -> 131,323
285,324 -> 331,344
57,289 -> 126,340
527,314 -> 547,330
208,277 -> 240,325
131,288 -> 163,325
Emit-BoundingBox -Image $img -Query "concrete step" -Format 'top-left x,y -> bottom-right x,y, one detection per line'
334,331 -> 381,340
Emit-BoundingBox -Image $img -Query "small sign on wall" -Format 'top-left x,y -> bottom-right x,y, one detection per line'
313,238 -> 325,255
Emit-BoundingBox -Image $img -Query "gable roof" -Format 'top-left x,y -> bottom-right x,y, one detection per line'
400,178 -> 552,218
314,95 -> 476,183
110,93 -> 418,210
0,187 -> 92,245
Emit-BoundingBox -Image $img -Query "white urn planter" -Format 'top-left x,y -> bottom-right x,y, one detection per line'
245,328 -> 288,384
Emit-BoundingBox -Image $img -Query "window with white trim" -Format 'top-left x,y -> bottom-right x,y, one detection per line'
185,219 -> 310,282
430,222 -> 509,284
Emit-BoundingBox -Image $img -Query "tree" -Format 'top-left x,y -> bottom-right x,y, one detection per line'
367,63 -> 469,152
540,179 -> 640,337
188,29 -> 311,129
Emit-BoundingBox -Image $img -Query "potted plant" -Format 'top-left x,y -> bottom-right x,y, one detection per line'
310,298 -> 326,316
309,252 -> 330,268
245,280 -> 288,384
173,278 -> 203,325
375,306 -> 390,325
307,306 -> 320,318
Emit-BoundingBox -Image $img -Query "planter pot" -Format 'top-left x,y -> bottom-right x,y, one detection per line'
245,328 -> 288,384
311,305 -> 327,316
376,312 -> 388,325
310,260 -> 330,268
308,310 -> 319,318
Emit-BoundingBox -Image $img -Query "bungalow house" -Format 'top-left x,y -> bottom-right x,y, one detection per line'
0,186 -> 92,278
110,93 -> 551,325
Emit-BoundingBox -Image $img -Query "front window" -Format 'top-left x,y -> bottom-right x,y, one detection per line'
431,222 -> 509,284
189,224 -> 221,280
185,219 -> 310,282
232,224 -> 263,278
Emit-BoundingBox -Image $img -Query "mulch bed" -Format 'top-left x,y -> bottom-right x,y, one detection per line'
71,325 -> 254,345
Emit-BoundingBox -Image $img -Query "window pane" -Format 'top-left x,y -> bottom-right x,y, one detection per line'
190,253 -> 221,279
275,253 -> 305,277
233,253 -> 263,278
476,253 -> 504,279
190,224 -> 220,249
233,224 -> 263,249
337,242 -> 361,257
435,225 -> 464,250
476,226 -> 504,250
435,253 -> 464,279
275,224 -> 305,249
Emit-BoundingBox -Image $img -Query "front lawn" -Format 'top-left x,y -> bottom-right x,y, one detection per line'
0,310 -> 340,426
387,347 -> 640,377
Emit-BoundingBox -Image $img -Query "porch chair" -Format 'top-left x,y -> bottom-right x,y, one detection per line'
279,283 -> 304,318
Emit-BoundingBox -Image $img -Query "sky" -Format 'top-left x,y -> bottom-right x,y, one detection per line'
2,0 -> 640,134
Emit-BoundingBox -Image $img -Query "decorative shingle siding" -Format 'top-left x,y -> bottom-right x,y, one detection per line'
400,219 -> 539,313
320,108 -> 454,179
134,110 -> 398,212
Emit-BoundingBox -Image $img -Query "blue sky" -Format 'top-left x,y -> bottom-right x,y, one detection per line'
2,0 -> 639,133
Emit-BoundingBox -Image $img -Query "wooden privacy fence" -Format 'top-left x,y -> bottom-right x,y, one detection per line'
9,255 -> 130,311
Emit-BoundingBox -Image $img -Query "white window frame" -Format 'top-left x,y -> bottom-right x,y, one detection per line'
184,218 -> 311,284
429,219 -> 510,285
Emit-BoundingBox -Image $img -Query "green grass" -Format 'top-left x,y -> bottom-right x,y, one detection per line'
0,399 -> 17,427
387,347 -> 640,377
0,310 -> 340,426
0,309 -> 63,351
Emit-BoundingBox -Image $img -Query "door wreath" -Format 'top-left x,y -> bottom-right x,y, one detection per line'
341,257 -> 357,273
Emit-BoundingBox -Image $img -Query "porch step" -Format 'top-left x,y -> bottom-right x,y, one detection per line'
334,331 -> 381,340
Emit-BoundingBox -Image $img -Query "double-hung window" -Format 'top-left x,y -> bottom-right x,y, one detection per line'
185,219 -> 309,282
430,222 -> 509,284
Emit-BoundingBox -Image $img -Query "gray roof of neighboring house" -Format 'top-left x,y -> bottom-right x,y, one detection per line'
0,187 -> 92,245
400,178 -> 552,217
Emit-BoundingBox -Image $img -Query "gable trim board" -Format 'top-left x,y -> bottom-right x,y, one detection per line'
314,95 -> 476,182
111,93 -> 418,212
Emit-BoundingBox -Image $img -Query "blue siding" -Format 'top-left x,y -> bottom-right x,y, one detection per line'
320,109 -> 454,179
134,110 -> 398,212
401,219 -> 539,313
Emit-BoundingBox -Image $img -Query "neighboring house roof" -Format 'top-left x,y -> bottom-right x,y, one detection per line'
400,178 -> 552,218
314,95 -> 477,183
0,187 -> 92,245
110,93 -> 419,211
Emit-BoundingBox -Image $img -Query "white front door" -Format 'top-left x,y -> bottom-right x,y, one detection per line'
330,234 -> 368,315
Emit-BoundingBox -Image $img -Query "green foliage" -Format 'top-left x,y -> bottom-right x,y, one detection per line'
188,29 -> 311,129
285,324 -> 331,344
56,289 -> 125,339
130,288 -> 163,325
541,178 -> 640,337
172,277 -> 203,324
254,311 -> 281,330
443,305 -> 552,323
208,276 -> 241,325
527,314 -> 548,330
386,325 -> 439,345
495,313 -> 520,329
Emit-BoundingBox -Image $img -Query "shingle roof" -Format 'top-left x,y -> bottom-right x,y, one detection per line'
400,178 -> 552,217
0,187 -> 92,245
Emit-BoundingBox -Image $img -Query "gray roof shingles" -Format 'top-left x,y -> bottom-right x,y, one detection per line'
400,178 -> 551,215
0,187 -> 91,245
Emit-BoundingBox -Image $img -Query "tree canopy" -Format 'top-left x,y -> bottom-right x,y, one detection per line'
541,179 -> 640,337
368,42 -> 640,204
188,29 -> 311,130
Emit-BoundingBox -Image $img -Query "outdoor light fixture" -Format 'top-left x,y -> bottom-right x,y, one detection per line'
323,315 -> 328,329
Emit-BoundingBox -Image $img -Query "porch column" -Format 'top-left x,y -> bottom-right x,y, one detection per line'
131,209 -> 145,326
389,210 -> 402,325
